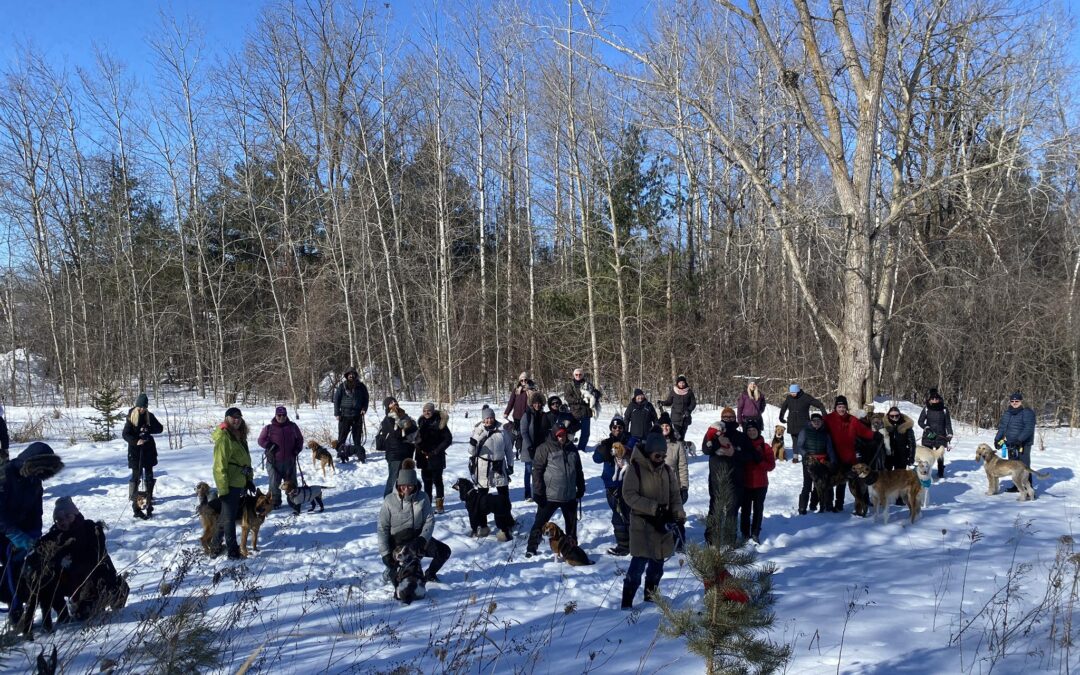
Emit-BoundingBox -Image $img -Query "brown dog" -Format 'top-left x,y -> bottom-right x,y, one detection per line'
195,482 -> 271,557
542,522 -> 594,566
850,463 -> 922,524
975,443 -> 1049,501
308,440 -> 335,478
771,425 -> 786,462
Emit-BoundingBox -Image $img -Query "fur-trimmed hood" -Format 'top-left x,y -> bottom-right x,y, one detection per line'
436,409 -> 449,430
883,413 -> 914,435
12,442 -> 64,480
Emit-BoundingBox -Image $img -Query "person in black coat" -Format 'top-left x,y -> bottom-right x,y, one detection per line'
994,392 -> 1038,491
701,408 -> 753,542
376,397 -> 417,497
334,368 -> 370,448
778,384 -> 826,457
917,388 -> 954,478
0,442 -> 64,624
520,393 -> 553,502
623,389 -> 658,444
882,407 -> 917,471
121,393 -> 163,519
415,402 -> 452,512
0,403 -> 9,462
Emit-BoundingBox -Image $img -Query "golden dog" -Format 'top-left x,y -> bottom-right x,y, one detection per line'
771,425 -> 787,462
850,464 -> 922,524
974,443 -> 1049,501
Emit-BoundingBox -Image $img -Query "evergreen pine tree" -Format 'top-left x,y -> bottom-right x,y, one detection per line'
657,464 -> 792,674
88,384 -> 125,442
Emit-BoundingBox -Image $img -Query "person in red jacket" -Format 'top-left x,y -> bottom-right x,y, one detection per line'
739,420 -> 775,543
823,396 -> 874,513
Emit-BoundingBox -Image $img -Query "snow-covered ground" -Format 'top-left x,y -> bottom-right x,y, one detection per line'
1,394 -> 1077,673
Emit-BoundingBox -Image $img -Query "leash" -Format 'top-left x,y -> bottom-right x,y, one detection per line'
296,455 -> 308,488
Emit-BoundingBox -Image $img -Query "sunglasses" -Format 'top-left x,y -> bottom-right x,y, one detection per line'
650,452 -> 667,460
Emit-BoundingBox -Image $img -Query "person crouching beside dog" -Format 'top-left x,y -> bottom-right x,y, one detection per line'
36,497 -> 128,621
416,402 -> 452,513
823,396 -> 875,513
995,392 -> 1037,493
468,407 -> 514,537
378,459 -> 450,586
258,406 -> 303,509
740,421 -> 775,543
519,393 -> 552,502
593,415 -> 632,556
376,397 -> 417,497
526,426 -> 586,558
0,442 -> 64,627
212,407 -> 254,560
796,414 -> 836,514
658,413 -> 689,552
621,432 -> 685,609
121,393 -> 163,520
918,389 -> 954,478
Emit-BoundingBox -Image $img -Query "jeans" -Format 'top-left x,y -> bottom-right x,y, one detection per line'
526,500 -> 579,553
626,556 -> 663,588
522,461 -> 533,499
577,417 -> 591,452
384,459 -> 403,497
740,487 -> 767,538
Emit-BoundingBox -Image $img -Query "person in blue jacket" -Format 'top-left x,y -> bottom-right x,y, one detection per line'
0,442 -> 64,625
994,392 -> 1038,492
593,416 -> 632,556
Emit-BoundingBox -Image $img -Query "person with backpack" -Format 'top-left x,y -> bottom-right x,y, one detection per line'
258,406 -> 304,509
917,388 -> 954,478
121,393 -> 163,519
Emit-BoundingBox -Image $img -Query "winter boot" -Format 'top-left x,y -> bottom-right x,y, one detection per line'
144,479 -> 156,518
937,458 -> 945,479
620,579 -> 638,610
496,528 -> 512,542
129,481 -> 146,520
798,493 -> 809,515
643,582 -> 660,603
435,497 -> 444,514
476,526 -> 491,538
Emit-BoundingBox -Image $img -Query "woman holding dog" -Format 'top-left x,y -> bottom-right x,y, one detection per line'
918,389 -> 954,478
620,432 -> 685,609
376,397 -> 417,497
416,402 -> 452,513
121,393 -> 163,520
593,415 -> 632,556
258,406 -> 303,510
211,407 -> 254,560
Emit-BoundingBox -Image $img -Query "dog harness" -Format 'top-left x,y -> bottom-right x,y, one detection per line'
919,477 -> 932,489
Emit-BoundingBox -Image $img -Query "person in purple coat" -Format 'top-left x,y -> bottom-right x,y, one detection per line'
258,406 -> 304,508
736,380 -> 766,432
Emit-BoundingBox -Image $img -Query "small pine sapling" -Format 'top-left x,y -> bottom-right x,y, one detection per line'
88,384 -> 125,442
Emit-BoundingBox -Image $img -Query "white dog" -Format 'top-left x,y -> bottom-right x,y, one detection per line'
914,445 -> 946,472
914,460 -> 932,508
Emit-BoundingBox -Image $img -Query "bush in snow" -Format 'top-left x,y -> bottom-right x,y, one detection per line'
87,384 -> 125,442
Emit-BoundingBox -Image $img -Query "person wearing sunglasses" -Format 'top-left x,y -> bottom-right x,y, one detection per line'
994,392 -> 1038,493
917,388 -> 954,478
881,406 -> 917,471
593,415 -> 632,556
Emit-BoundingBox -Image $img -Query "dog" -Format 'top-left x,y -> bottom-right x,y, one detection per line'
392,538 -> 427,605
280,479 -> 325,514
974,443 -> 1049,501
914,445 -> 947,472
195,481 -> 271,557
850,463 -> 922,524
330,438 -> 366,463
771,425 -> 786,462
308,440 -> 336,478
845,466 -> 872,517
804,453 -> 846,512
11,543 -> 65,637
914,459 -> 932,508
542,522 -> 594,566
451,477 -> 515,541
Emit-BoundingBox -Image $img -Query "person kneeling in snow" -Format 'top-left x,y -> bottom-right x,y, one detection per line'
378,459 -> 451,595
35,497 -> 128,621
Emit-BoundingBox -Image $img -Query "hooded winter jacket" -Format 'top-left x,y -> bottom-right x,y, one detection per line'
995,405 -> 1036,449
520,407 -> 552,463
623,399 -> 658,439
658,384 -> 697,429
211,425 -> 252,497
377,485 -> 435,558
469,421 -> 514,489
778,391 -> 827,436
823,411 -> 875,465
622,449 -> 684,559
918,400 -> 954,445
122,407 -> 164,470
376,409 -> 416,462
882,413 -> 917,464
532,435 -> 585,503
258,417 -> 304,465
0,442 -> 63,538
333,369 -> 369,418
415,410 -> 452,471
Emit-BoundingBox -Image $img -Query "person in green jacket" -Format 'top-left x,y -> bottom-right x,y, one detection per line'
211,407 -> 254,560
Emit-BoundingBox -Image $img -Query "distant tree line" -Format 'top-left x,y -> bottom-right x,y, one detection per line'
0,0 -> 1076,428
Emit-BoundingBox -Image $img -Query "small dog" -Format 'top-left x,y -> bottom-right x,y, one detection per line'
542,522 -> 594,566
850,463 -> 922,524
195,481 -> 271,557
804,453 -> 845,512
330,438 -> 366,463
771,425 -> 786,462
392,539 -> 427,605
451,477 -> 515,541
975,443 -> 1049,501
914,459 -> 933,508
280,479 -> 325,514
308,440 -> 336,478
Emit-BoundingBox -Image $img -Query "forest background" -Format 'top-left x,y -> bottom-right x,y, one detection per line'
1,0 -> 1078,428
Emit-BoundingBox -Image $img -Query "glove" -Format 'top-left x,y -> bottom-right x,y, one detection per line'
655,504 -> 671,521
416,537 -> 427,551
245,480 -> 257,494
381,553 -> 396,569
506,466 -> 514,477
576,487 -> 585,500
680,487 -> 689,504
7,531 -> 34,552
242,466 -> 254,480
534,494 -> 547,507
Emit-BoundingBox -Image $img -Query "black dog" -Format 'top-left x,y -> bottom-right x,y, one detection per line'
331,439 -> 366,464
804,454 -> 845,513
451,478 -> 515,541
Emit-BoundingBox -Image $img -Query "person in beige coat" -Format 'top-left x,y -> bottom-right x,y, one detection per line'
658,412 -> 689,552
620,432 -> 685,610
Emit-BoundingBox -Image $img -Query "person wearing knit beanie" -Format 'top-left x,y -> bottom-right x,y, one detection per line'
53,495 -> 81,524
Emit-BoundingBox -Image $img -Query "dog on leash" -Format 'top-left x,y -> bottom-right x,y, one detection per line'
308,440 -> 335,478
804,454 -> 845,512
392,538 -> 427,604
280,479 -> 326,514
330,439 -> 366,463
974,443 -> 1049,501
542,522 -> 594,566
451,477 -> 515,541
771,425 -> 786,462
914,459 -> 932,508
845,466 -> 873,517
850,463 -> 922,524
195,481 -> 271,557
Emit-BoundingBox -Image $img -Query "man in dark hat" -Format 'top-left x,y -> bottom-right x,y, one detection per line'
334,368 -> 369,448
994,392 -> 1038,492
